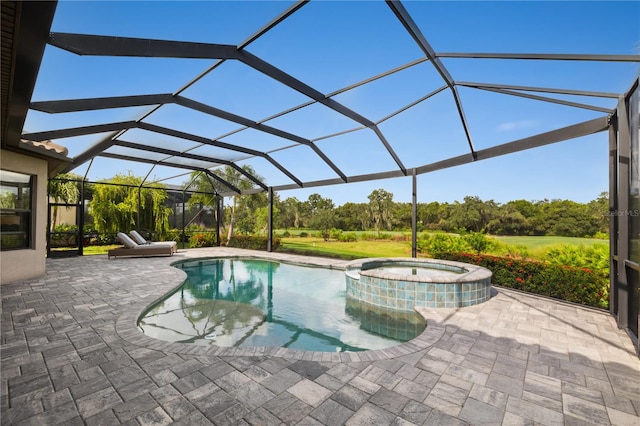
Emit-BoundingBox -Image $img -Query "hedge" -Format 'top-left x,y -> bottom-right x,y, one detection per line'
438,252 -> 608,309
224,235 -> 280,251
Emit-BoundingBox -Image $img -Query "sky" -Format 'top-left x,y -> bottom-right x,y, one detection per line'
25,1 -> 640,206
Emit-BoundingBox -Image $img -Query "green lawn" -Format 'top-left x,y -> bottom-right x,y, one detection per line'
490,235 -> 608,250
59,234 -> 609,260
278,237 -> 412,259
279,235 -> 609,261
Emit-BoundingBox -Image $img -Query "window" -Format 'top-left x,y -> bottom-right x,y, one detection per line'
1,170 -> 33,250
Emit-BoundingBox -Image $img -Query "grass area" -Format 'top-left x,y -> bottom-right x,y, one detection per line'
83,245 -> 120,255
490,235 -> 607,250
51,234 -> 609,260
279,235 -> 609,261
278,238 -> 412,260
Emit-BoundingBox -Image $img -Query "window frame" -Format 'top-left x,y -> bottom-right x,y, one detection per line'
0,170 -> 35,251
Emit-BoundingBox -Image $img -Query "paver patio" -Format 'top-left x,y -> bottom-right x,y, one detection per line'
1,248 -> 639,425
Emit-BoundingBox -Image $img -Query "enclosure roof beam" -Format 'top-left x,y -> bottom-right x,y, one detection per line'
474,86 -> 614,113
238,49 -> 402,177
22,121 -> 138,141
271,116 -> 608,192
456,81 -> 620,98
386,0 -> 476,159
25,120 -> 302,187
30,94 -> 173,113
435,52 -> 640,62
98,152 -> 242,194
416,115 -> 609,174
237,0 -> 308,49
47,32 -> 410,179
131,122 -> 304,187
113,140 -> 268,190
48,32 -> 240,59
31,94 -> 312,146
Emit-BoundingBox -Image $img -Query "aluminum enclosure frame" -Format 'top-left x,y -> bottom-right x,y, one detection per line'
2,0 -> 640,352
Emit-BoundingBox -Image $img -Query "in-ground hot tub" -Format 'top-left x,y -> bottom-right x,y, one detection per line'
345,258 -> 492,310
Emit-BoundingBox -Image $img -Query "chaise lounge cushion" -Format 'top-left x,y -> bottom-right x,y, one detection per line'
107,232 -> 174,259
129,230 -> 178,253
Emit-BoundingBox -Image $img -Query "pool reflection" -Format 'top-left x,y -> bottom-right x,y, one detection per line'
138,258 -> 426,352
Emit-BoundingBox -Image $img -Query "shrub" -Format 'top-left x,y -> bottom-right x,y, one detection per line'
189,232 -> 218,248
339,232 -> 358,242
329,228 -> 343,240
50,224 -> 78,247
438,252 -> 608,309
360,232 -> 378,241
281,230 -> 291,238
545,243 -> 609,281
418,233 -> 471,257
462,232 -> 490,254
158,228 -> 182,243
224,235 -> 280,251
299,231 -> 309,238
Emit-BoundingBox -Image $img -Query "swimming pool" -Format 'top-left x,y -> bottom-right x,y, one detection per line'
138,257 -> 426,352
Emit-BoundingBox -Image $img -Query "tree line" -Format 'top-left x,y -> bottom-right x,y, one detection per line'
273,191 -> 609,238
49,167 -> 610,240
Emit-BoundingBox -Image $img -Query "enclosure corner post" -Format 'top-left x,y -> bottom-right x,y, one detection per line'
411,168 -> 418,258
268,187 -> 274,252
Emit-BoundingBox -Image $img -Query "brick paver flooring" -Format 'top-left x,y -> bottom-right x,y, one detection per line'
1,248 -> 639,425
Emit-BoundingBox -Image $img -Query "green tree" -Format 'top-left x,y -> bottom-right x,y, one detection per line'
588,192 -> 609,235
310,209 -> 336,241
208,165 -> 263,243
335,202 -> 369,231
368,189 -> 394,236
89,173 -> 171,235
303,193 -> 335,240
448,196 -> 497,233
277,197 -> 303,229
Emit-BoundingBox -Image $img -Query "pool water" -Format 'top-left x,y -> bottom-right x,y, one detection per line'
138,258 -> 426,352
377,266 -> 463,278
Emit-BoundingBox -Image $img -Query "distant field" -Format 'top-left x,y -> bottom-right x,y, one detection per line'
279,234 -> 609,260
490,235 -> 608,250
279,238 -> 412,259
58,234 -> 609,259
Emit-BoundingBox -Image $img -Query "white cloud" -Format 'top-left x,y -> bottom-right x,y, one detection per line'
497,120 -> 538,132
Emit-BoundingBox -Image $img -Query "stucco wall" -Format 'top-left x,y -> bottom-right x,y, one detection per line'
1,149 -> 48,283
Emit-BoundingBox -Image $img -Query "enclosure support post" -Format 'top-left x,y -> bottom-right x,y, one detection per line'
412,168 -> 417,258
216,195 -> 222,247
46,182 -> 52,258
78,179 -> 85,256
609,118 -> 618,316
137,187 -> 141,234
268,187 -> 274,252
181,189 -> 186,250
615,96 -> 631,329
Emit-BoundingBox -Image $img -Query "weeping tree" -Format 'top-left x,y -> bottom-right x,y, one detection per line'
48,173 -> 82,230
368,188 -> 394,236
89,173 -> 172,235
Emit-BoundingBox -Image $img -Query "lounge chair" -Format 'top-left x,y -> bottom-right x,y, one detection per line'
129,230 -> 178,253
108,232 -> 174,259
